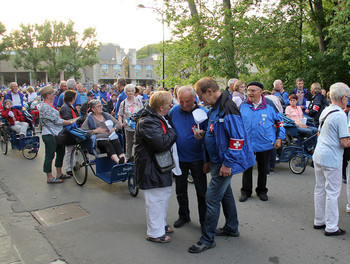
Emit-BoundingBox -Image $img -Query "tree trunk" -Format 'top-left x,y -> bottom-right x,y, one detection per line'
309,0 -> 327,53
222,0 -> 237,77
187,0 -> 207,73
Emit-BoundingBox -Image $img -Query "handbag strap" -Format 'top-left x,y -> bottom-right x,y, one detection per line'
319,109 -> 339,131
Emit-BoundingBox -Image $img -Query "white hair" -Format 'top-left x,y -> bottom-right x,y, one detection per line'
177,86 -> 196,98
273,79 -> 282,88
228,78 -> 238,86
124,84 -> 135,93
330,82 -> 350,102
66,79 -> 76,89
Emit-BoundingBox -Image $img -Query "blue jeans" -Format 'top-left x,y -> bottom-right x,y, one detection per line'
199,163 -> 239,245
298,126 -> 318,150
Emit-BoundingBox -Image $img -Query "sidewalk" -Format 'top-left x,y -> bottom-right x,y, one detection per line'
0,180 -> 65,264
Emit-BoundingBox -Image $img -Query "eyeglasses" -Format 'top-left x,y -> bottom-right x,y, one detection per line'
247,89 -> 259,93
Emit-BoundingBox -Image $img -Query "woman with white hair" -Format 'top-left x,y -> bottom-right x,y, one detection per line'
313,82 -> 350,236
118,84 -> 143,162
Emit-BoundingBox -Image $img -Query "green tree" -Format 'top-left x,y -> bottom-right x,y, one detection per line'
36,20 -> 100,82
9,23 -> 43,85
0,22 -> 10,62
136,44 -> 159,59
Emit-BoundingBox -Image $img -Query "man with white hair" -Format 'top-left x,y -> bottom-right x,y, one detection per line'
273,79 -> 289,106
226,78 -> 238,100
53,81 -> 68,108
3,82 -> 25,110
56,79 -> 81,114
169,86 -> 209,229
313,82 -> 350,236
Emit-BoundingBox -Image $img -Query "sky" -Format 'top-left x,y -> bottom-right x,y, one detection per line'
1,0 -> 170,51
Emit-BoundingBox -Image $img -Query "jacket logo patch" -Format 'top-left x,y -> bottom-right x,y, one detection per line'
209,123 -> 214,132
313,105 -> 320,112
229,139 -> 244,150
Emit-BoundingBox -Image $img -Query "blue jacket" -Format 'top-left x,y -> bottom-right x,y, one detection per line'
4,91 -> 24,109
114,91 -> 127,119
205,91 -> 256,175
293,87 -> 308,109
169,103 -> 207,162
275,90 -> 289,105
240,95 -> 285,152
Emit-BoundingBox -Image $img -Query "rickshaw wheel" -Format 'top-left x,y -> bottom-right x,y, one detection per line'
128,172 -> 138,197
22,144 -> 37,160
71,146 -> 88,186
289,154 -> 307,174
0,129 -> 8,155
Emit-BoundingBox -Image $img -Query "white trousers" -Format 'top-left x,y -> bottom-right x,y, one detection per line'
144,186 -> 172,238
11,122 -> 29,136
346,162 -> 350,213
65,145 -> 74,172
314,162 -> 342,232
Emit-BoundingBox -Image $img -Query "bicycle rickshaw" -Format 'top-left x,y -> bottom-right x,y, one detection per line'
68,130 -> 138,197
277,115 -> 317,174
0,113 -> 40,160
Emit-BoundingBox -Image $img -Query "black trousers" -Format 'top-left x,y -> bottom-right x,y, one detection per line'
97,139 -> 124,158
175,160 -> 207,227
241,149 -> 272,196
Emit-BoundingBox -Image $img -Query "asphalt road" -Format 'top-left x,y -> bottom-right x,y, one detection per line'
1,138 -> 350,264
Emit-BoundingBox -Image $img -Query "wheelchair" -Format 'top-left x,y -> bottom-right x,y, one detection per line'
69,130 -> 138,197
0,116 -> 40,160
278,115 -> 317,174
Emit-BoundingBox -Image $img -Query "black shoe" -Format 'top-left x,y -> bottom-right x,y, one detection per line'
313,224 -> 326,230
66,171 -> 73,176
239,194 -> 250,202
216,228 -> 240,237
174,218 -> 190,228
324,228 -> 346,236
257,193 -> 268,201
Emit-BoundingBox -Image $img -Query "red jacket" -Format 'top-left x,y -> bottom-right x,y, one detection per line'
1,108 -> 25,126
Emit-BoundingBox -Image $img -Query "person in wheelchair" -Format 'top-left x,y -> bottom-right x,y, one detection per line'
81,99 -> 126,164
285,94 -> 318,151
1,99 -> 29,138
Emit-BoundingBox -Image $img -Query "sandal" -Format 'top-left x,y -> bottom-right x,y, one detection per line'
58,174 -> 71,179
146,234 -> 171,243
47,178 -> 63,184
165,225 -> 174,234
188,241 -> 216,253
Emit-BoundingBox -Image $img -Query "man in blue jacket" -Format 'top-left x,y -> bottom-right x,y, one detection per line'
293,77 -> 308,110
239,81 -> 285,202
169,86 -> 209,229
188,77 -> 255,253
4,82 -> 25,110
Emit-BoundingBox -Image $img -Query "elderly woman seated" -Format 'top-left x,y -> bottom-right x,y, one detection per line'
81,99 -> 125,164
1,99 -> 29,138
285,94 -> 318,151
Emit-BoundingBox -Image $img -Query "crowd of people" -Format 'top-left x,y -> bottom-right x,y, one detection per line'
1,76 -> 350,253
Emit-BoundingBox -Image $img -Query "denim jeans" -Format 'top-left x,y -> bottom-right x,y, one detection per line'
175,161 -> 207,227
199,163 -> 239,245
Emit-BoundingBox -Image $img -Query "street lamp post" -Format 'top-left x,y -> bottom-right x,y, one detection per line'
138,4 -> 165,88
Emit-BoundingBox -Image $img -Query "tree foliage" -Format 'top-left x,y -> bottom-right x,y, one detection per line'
155,0 -> 350,89
0,22 -> 10,62
4,20 -> 100,84
136,44 -> 159,59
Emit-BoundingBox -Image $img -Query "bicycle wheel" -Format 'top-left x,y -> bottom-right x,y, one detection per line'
0,129 -> 8,155
128,172 -> 138,197
22,144 -> 38,160
71,146 -> 88,186
289,154 -> 307,174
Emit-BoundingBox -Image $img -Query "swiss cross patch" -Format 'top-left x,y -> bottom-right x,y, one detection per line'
209,123 -> 214,133
191,125 -> 197,133
313,105 -> 320,112
229,139 -> 244,150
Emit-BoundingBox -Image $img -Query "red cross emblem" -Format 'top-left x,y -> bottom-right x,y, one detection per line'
209,123 -> 214,132
229,139 -> 244,150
